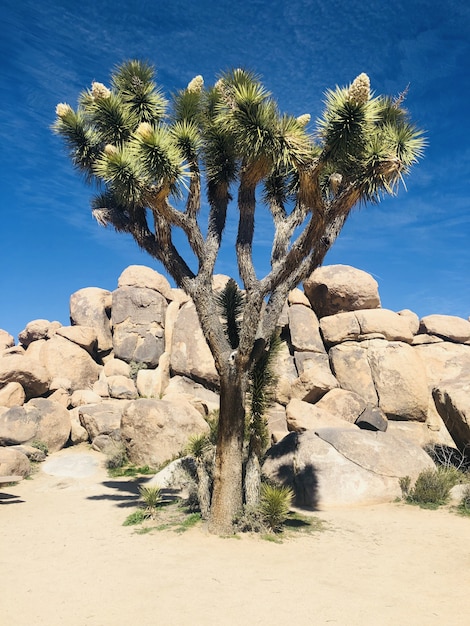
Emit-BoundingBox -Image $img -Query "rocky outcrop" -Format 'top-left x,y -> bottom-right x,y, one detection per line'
1,262 -> 469,503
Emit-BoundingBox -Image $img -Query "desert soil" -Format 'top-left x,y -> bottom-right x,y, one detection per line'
2,445 -> 469,626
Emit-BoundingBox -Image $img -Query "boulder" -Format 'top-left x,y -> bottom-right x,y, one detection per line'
170,301 -> 218,388
288,288 -> 311,307
330,339 -> 428,421
286,398 -> 357,432
287,305 -> 325,353
0,399 -> 70,452
320,309 -> 414,346
303,265 -> 380,318
120,397 -> 210,467
69,287 -> 113,353
355,405 -> 388,432
147,457 -> 197,497
79,400 -> 129,440
103,358 -> 131,378
136,353 -> 171,398
272,341 -> 298,405
397,309 -> 420,335
163,375 -> 219,415
18,319 -> 62,347
30,335 -> 101,393
70,389 -> 103,408
107,375 -> 138,400
433,377 -> 470,452
315,388 -> 367,424
289,356 -> 339,404
11,444 -> 47,463
266,403 -> 288,439
0,447 -> 30,478
24,398 -> 71,452
263,428 -> 434,509
0,382 -> 25,407
111,286 -> 167,366
55,326 -> 98,355
419,314 -> 470,344
0,354 -> 50,399
0,329 -> 15,351
117,265 -> 172,300
413,342 -> 470,388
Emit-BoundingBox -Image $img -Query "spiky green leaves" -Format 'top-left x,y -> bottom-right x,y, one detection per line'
111,60 -> 167,123
217,278 -> 245,349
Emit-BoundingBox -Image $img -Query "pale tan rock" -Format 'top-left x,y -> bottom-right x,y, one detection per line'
164,300 -> 180,354
290,363 -> 339,404
419,314 -> 470,343
320,309 -> 414,346
329,342 -> 378,405
26,398 -> 71,452
288,288 -> 311,307
170,301 -> 218,388
55,326 -> 98,354
304,264 -> 380,318
272,341 -> 298,405
137,353 -> 170,398
70,287 -> 113,353
0,382 -> 25,407
47,388 -> 70,408
103,358 -> 130,378
163,374 -> 219,414
107,375 -> 138,400
32,335 -> 101,393
286,398 -> 356,432
433,375 -> 470,452
0,447 -> 30,477
288,305 -> 325,353
18,319 -> 62,347
121,397 -> 209,466
413,342 -> 470,388
266,403 -> 288,438
0,353 -> 51,399
79,400 -> 129,440
397,309 -> 420,335
0,329 -> 15,351
70,389 -> 103,407
118,265 -> 172,300
315,388 -> 367,424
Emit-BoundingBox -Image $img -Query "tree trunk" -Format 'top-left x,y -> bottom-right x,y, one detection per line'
208,369 -> 246,534
195,460 -> 211,520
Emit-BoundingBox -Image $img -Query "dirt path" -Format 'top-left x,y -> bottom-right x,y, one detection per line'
2,446 -> 469,625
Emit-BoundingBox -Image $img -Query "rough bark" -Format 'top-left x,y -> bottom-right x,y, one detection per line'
244,452 -> 261,507
208,369 -> 247,534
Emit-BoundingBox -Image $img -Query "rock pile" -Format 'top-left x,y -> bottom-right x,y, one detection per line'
1,263 -> 469,509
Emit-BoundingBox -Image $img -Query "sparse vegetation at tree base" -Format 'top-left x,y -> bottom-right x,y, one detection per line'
405,467 -> 466,509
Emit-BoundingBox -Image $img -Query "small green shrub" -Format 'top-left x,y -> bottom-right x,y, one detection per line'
123,510 -> 146,526
139,484 -> 161,510
129,360 -> 148,381
233,505 -> 269,534
407,467 -> 459,508
457,485 -> 470,516
259,483 -> 294,532
31,440 -> 49,455
399,476 -> 412,498
105,443 -> 128,470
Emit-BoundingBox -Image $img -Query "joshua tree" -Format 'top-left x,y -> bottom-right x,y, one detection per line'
54,61 -> 424,534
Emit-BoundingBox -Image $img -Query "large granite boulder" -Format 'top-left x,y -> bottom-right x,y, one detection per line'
55,326 -> 98,355
289,353 -> 339,403
303,265 -> 380,318
70,287 -> 113,354
286,398 -> 358,432
0,353 -> 51,398
117,265 -> 173,300
0,329 -> 15,351
79,400 -> 129,440
315,388 -> 367,424
287,305 -> 325,353
170,301 -> 218,388
413,342 -> 470,387
0,398 -> 71,452
433,376 -> 470,452
419,314 -> 470,344
120,397 -> 210,467
0,382 -> 25,407
28,336 -> 101,393
0,447 -> 30,478
330,339 -> 428,421
320,309 -> 415,346
18,319 -> 62,348
263,428 -> 434,509
112,286 -> 167,367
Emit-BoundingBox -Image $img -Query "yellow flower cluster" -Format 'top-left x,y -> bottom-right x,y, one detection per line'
296,114 -> 311,127
348,73 -> 370,104
91,81 -> 111,99
55,102 -> 72,118
104,144 -> 118,156
135,122 -> 154,141
187,75 -> 204,93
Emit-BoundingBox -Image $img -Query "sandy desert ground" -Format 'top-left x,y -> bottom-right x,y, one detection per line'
2,445 -> 470,626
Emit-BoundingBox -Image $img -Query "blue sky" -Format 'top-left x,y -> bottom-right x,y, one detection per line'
1,0 -> 469,340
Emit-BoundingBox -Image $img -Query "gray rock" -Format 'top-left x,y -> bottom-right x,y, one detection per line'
79,400 -> 129,440
433,376 -> 470,452
25,398 -> 72,452
0,447 -> 30,478
355,405 -> 388,432
315,388 -> 367,424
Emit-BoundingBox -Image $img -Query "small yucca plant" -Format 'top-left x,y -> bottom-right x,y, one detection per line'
139,484 -> 161,518
259,483 -> 294,532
